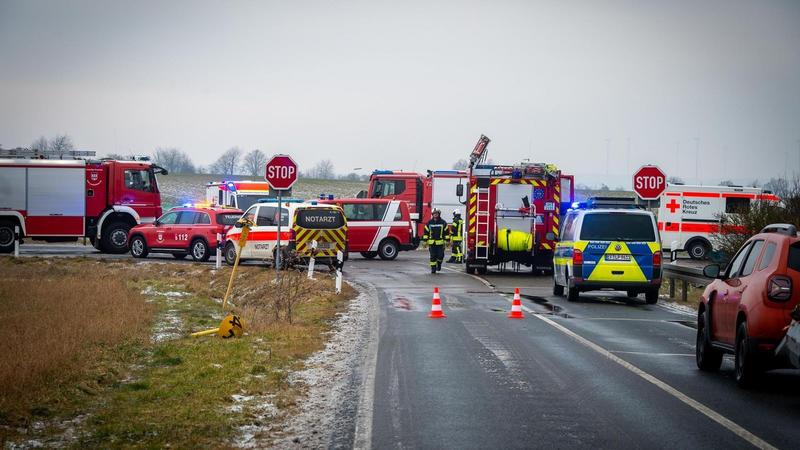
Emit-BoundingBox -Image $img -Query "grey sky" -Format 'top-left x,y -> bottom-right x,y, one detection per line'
1,0 -> 798,187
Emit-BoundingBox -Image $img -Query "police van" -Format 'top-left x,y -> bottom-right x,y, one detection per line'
224,199 -> 347,268
553,198 -> 662,304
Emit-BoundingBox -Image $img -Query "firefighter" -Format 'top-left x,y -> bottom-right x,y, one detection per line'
447,209 -> 464,263
422,208 -> 450,273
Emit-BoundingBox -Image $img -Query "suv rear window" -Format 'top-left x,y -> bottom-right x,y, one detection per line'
579,213 -> 656,242
217,213 -> 241,225
296,209 -> 345,229
789,243 -> 800,273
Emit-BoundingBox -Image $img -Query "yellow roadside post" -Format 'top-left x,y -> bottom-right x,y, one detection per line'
191,218 -> 252,338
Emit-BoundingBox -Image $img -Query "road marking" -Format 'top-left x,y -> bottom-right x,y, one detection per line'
353,282 -> 380,450
514,300 -> 777,450
610,351 -> 695,357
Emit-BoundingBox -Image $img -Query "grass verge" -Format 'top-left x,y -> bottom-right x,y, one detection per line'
0,257 -> 354,448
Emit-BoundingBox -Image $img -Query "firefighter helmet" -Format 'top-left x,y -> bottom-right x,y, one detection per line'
452,209 -> 461,217
432,208 -> 441,215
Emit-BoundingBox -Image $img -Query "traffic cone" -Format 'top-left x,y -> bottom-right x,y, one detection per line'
508,287 -> 524,319
429,287 -> 446,319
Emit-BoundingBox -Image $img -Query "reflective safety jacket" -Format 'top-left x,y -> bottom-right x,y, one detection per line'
423,217 -> 450,245
450,217 -> 463,242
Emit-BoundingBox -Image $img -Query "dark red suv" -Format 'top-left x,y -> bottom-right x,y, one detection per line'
696,223 -> 800,387
128,206 -> 243,262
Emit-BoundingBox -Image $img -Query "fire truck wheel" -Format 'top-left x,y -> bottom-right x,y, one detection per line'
378,239 -> 399,260
172,253 -> 188,260
0,221 -> 15,254
129,235 -> 149,258
225,242 -> 237,266
360,251 -> 378,259
190,238 -> 210,262
687,239 -> 710,260
101,221 -> 131,254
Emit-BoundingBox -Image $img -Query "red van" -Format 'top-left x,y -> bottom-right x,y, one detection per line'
320,199 -> 416,260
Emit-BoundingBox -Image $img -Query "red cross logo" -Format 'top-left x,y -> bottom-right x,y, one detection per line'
666,198 -> 680,213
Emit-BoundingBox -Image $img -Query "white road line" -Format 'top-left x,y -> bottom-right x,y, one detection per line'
514,300 -> 777,450
610,351 -> 696,357
353,282 -> 380,450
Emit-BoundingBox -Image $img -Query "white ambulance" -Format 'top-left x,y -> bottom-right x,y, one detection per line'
658,184 -> 780,259
206,181 -> 280,211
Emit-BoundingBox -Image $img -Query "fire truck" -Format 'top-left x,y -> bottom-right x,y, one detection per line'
363,170 -> 467,238
205,180 -> 280,211
0,148 -> 167,254
461,135 -> 575,274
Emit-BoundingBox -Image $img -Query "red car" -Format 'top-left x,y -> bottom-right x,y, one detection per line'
128,206 -> 243,262
696,223 -> 800,387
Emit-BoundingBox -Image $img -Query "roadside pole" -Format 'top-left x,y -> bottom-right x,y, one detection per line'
276,190 -> 282,272
216,233 -> 222,269
335,250 -> 343,294
14,226 -> 19,257
307,240 -> 317,279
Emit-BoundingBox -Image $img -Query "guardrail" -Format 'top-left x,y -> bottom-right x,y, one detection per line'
662,262 -> 712,302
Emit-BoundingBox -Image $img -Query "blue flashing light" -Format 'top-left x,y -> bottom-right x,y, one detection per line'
319,193 -> 325,199
226,181 -> 237,191
182,202 -> 194,208
327,194 -> 334,200
571,202 -> 580,209
512,169 -> 522,179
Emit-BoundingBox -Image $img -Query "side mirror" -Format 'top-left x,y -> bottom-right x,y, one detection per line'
456,184 -> 464,197
153,220 -> 160,227
234,221 -> 244,228
703,264 -> 722,279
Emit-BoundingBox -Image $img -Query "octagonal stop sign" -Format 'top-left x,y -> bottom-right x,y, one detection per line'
265,155 -> 298,190
633,165 -> 667,200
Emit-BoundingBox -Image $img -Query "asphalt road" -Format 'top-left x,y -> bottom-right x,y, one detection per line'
348,251 -> 799,450
8,243 -> 800,449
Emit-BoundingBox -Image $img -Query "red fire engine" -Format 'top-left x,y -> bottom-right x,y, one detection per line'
461,135 -> 574,274
363,170 -> 467,239
0,148 -> 167,254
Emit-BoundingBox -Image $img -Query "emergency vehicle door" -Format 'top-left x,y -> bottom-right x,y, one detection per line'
238,206 -> 258,258
155,210 -> 180,247
661,193 -> 682,249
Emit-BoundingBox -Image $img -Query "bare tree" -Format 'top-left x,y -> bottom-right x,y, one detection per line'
152,147 -> 196,174
241,149 -> 267,176
667,176 -> 684,184
452,158 -> 468,170
311,159 -> 335,179
30,136 -> 49,152
210,147 -> 242,175
719,180 -> 736,187
49,135 -> 74,156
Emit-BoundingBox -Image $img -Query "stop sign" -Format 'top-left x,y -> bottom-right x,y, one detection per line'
633,165 -> 667,200
265,154 -> 298,190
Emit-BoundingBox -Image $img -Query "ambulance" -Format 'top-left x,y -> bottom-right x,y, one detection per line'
224,199 -> 347,268
206,180 -> 285,211
658,184 -> 780,259
319,198 -> 416,260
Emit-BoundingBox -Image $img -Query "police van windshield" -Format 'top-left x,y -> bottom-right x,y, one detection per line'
296,209 -> 345,229
580,213 -> 655,242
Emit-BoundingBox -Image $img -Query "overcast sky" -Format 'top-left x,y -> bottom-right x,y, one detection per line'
1,0 -> 798,187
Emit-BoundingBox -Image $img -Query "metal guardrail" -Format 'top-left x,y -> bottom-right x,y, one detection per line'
662,262 -> 712,302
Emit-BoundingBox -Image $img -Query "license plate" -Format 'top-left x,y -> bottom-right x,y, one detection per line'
605,254 -> 631,261
316,242 -> 332,249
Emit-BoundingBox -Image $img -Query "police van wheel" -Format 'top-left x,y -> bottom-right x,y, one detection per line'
566,285 -> 579,302
361,251 -> 378,259
476,266 -> 487,275
224,242 -> 237,266
626,290 -> 638,298
645,288 -> 659,304
466,265 -> 476,275
378,239 -> 399,260
553,283 -> 564,296
687,240 -> 709,260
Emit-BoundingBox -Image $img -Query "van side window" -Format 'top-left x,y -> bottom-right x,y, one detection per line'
725,197 -> 750,213
343,204 -> 374,221
257,206 -> 276,226
758,241 -> 777,271
740,240 -> 764,277
374,203 -> 388,220
194,212 -> 211,225
242,206 -> 257,224
394,209 -> 403,220
177,212 -> 197,225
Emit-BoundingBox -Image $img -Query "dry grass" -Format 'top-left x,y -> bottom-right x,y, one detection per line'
0,259 -> 155,429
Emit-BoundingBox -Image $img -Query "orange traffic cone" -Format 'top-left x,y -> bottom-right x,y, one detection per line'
508,287 -> 524,319
429,287 -> 446,319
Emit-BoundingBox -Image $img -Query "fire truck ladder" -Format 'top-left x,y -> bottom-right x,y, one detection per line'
475,187 -> 490,259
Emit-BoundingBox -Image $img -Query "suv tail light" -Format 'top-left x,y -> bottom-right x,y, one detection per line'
768,276 -> 792,302
572,248 -> 583,265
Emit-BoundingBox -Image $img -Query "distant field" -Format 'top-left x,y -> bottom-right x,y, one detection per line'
157,174 -> 367,209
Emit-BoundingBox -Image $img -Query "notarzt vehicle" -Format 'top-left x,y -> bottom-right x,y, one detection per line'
128,206 -> 243,261
0,148 -> 167,254
553,198 -> 662,303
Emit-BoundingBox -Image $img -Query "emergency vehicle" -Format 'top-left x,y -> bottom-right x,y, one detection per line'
658,184 -> 780,259
224,200 -> 347,268
0,148 -> 166,254
462,135 -> 575,274
319,198 -> 415,260
553,197 -> 662,303
363,170 -> 467,238
206,180 -> 280,210
128,205 -> 242,261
